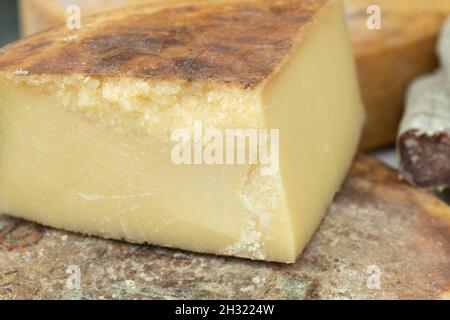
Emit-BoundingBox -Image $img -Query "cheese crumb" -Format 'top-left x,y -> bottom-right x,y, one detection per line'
13,69 -> 29,75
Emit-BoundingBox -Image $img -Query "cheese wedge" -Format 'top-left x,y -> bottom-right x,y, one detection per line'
1,0 -> 364,263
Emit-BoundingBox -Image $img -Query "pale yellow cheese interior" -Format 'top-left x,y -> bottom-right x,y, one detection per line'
0,1 -> 364,263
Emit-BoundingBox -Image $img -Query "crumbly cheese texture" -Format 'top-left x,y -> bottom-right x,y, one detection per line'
1,0 -> 364,263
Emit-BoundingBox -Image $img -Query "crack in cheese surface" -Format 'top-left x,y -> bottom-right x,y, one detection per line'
0,0 -> 364,262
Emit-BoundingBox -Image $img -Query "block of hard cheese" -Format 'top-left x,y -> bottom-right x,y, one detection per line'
0,0 -> 365,263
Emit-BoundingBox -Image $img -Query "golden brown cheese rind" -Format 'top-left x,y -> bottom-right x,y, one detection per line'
2,0 -> 329,89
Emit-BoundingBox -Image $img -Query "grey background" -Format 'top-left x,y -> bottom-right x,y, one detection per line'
0,0 -> 19,46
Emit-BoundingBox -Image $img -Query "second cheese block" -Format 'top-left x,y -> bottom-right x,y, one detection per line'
19,0 -> 148,36
0,0 -> 364,263
346,0 -> 450,150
